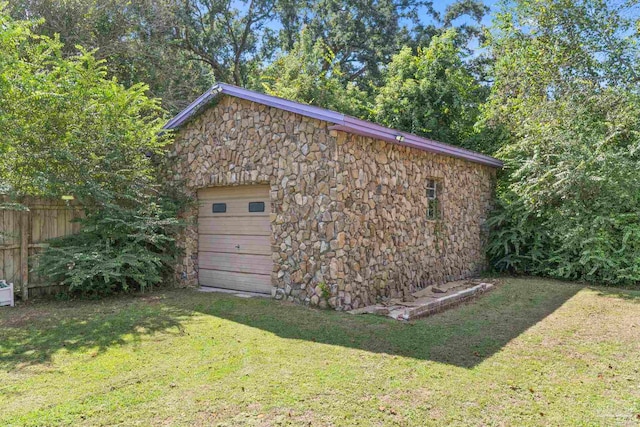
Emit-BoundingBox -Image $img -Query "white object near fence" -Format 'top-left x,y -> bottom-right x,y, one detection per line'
0,280 -> 15,307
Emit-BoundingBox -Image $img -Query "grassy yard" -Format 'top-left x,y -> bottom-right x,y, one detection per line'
1,278 -> 639,426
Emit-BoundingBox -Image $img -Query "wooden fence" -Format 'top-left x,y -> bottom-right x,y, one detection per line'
0,198 -> 83,299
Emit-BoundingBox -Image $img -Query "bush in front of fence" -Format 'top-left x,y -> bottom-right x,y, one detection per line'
36,195 -> 186,296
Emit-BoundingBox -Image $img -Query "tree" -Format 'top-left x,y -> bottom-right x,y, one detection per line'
300,0 -> 428,85
10,0 -> 212,112
259,30 -> 370,117
484,0 -> 639,129
0,7 -> 168,203
0,9 -> 187,295
411,0 -> 489,50
11,0 -> 494,102
373,30 -> 492,150
176,0 -> 282,86
176,0 -> 444,88
296,0 -> 491,88
485,0 -> 640,285
260,27 -> 498,153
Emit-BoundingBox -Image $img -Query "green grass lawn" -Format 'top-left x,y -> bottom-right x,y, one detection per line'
1,278 -> 639,426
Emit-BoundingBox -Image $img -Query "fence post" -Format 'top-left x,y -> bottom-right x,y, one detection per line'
20,210 -> 29,300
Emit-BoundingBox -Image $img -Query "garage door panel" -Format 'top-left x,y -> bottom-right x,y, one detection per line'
199,252 -> 272,275
198,217 -> 270,235
198,185 -> 270,200
199,235 -> 271,255
197,185 -> 272,294
199,269 -> 272,294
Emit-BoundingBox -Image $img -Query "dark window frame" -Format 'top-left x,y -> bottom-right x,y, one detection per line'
426,179 -> 442,220
248,201 -> 265,212
212,203 -> 227,213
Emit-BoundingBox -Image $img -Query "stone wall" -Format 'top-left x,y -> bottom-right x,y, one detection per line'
167,95 -> 496,310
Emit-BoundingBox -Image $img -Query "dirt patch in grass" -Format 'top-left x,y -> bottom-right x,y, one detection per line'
1,308 -> 52,328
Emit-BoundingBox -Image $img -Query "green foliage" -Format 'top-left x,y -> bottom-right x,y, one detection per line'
484,0 -> 638,129
262,28 -> 497,153
13,0 -> 492,94
260,30 -> 371,117
486,195 -> 550,274
11,0 -> 495,152
36,197 -> 185,296
176,0 -> 279,86
1,9 -> 190,295
177,0 -> 434,87
488,89 -> 640,285
317,281 -> 331,300
374,29 -> 494,152
9,0 -> 211,112
0,7 -> 169,203
485,0 -> 640,286
300,0 -> 428,86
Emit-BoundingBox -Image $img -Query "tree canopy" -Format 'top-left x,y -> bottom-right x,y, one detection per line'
373,30 -> 489,150
259,30 -> 371,118
10,0 -> 493,113
9,0 -> 212,113
0,7 -> 169,203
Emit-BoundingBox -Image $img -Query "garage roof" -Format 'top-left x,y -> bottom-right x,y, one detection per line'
164,83 -> 503,168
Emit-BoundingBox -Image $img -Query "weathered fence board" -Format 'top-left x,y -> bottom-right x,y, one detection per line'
0,197 -> 83,299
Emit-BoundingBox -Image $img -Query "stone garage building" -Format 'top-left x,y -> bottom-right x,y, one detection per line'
164,83 -> 502,310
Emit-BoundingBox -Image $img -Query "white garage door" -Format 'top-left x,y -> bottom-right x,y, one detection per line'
197,185 -> 272,293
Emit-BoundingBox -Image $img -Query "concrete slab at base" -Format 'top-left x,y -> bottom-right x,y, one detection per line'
198,286 -> 271,299
350,281 -> 495,321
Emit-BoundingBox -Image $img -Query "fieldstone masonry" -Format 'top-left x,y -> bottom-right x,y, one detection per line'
167,95 -> 496,310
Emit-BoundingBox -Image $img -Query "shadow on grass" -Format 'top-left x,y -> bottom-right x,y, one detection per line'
5,279 -> 631,371
167,278 -> 585,368
0,295 -> 190,371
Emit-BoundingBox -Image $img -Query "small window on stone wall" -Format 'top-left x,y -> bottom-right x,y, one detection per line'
426,179 -> 441,220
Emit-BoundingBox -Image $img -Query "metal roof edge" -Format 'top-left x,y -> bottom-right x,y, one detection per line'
163,85 -> 221,130
339,117 -> 504,168
218,83 -> 345,124
164,83 -> 503,168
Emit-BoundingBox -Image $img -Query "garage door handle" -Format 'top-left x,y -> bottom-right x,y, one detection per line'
235,244 -> 240,249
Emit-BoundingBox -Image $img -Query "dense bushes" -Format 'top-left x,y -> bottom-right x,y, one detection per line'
489,189 -> 640,287
488,94 -> 640,286
485,0 -> 640,286
36,198 -> 185,295
487,101 -> 640,285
